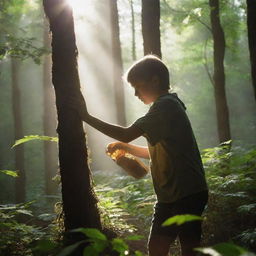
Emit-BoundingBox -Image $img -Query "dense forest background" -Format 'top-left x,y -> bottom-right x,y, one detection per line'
0,0 -> 256,255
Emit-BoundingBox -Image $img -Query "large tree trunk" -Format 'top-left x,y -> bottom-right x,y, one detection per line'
11,58 -> 25,203
246,0 -> 256,101
110,0 -> 126,126
141,0 -> 162,58
43,18 -> 58,196
209,0 -> 231,143
43,0 -> 101,234
130,0 -> 136,61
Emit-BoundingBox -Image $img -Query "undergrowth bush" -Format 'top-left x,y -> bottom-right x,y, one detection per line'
201,143 -> 256,251
1,142 -> 255,255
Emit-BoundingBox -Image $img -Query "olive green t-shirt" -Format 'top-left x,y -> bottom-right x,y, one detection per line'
133,93 -> 208,203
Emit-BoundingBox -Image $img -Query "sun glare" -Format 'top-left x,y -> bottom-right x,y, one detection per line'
66,0 -> 87,16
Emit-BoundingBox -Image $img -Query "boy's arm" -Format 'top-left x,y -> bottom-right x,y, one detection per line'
69,96 -> 144,143
107,142 -> 150,159
86,114 -> 143,143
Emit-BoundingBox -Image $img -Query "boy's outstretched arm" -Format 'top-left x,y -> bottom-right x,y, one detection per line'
70,96 -> 144,143
85,114 -> 143,143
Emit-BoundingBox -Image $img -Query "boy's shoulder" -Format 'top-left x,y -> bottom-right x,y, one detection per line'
152,93 -> 186,111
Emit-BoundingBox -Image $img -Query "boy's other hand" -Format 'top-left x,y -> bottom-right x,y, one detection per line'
106,142 -> 127,155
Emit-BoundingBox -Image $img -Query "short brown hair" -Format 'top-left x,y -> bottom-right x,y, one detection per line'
125,55 -> 170,90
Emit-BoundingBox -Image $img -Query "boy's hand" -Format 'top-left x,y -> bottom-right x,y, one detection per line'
106,142 -> 127,154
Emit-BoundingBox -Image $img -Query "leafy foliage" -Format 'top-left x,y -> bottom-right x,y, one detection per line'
0,202 -> 51,256
12,135 -> 58,148
201,144 -> 256,251
0,169 -> 18,177
0,34 -> 49,64
56,228 -> 143,256
162,214 -> 202,227
196,242 -> 255,256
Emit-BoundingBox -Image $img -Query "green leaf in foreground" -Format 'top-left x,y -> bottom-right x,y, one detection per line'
12,135 -> 58,148
0,170 -> 18,177
57,241 -> 85,256
33,239 -> 58,252
162,214 -> 202,227
195,242 -> 254,256
71,228 -> 107,241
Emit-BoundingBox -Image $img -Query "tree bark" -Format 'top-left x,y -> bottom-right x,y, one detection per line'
209,0 -> 231,143
43,18 -> 58,196
11,58 -> 25,203
130,0 -> 136,61
110,0 -> 126,126
246,0 -> 256,101
43,0 -> 101,234
141,0 -> 162,58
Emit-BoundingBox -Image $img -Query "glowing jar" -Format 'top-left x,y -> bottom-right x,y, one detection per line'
107,149 -> 149,179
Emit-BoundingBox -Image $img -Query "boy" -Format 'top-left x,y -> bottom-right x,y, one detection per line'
73,55 -> 208,256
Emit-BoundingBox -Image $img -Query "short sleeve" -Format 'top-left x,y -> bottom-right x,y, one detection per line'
133,99 -> 174,145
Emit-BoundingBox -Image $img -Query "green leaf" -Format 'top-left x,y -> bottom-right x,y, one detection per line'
192,8 -> 202,17
213,243 -> 248,256
16,209 -> 33,216
195,243 -> 251,256
135,251 -> 144,256
83,245 -> 100,256
111,238 -> 128,254
33,239 -> 57,252
57,241 -> 85,256
12,135 -> 58,148
71,228 -> 107,241
162,214 -> 202,227
195,247 -> 221,256
126,235 -> 144,241
182,15 -> 190,25
0,170 -> 18,177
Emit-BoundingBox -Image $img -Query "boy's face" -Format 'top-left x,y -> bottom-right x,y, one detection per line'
131,77 -> 161,105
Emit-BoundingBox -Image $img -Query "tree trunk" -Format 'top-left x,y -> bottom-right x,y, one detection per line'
11,58 -> 25,203
110,0 -> 126,126
141,0 -> 162,58
43,0 -> 101,235
130,0 -> 136,61
43,18 -> 58,196
209,0 -> 231,143
246,0 -> 256,101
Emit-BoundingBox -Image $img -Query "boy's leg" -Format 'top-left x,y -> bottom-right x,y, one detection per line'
148,234 -> 173,256
178,220 -> 202,256
148,202 -> 179,256
177,191 -> 208,256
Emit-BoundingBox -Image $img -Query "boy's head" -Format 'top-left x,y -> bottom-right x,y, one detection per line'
125,55 -> 170,90
124,55 -> 170,104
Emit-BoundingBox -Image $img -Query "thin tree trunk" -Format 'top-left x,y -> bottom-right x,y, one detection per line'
130,0 -> 136,61
43,0 -> 101,235
110,0 -> 126,126
246,0 -> 256,101
43,18 -> 58,196
209,0 -> 231,143
141,0 -> 162,58
11,58 -> 25,203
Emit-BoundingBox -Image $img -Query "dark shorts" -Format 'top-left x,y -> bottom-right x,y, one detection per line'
149,190 -> 208,253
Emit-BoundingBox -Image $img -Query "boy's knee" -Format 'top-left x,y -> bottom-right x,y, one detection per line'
148,235 -> 172,256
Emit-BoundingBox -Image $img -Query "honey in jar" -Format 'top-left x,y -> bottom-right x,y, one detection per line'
107,149 -> 149,179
